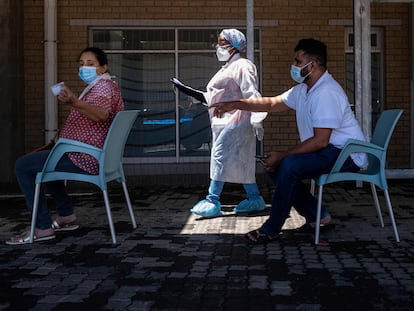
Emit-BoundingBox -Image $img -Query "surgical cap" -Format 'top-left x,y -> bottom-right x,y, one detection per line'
220,29 -> 246,52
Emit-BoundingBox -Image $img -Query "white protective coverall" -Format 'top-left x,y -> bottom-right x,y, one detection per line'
206,53 -> 267,184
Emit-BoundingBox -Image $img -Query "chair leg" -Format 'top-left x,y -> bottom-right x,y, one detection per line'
121,182 -> 137,229
383,189 -> 400,242
29,183 -> 41,243
370,183 -> 384,227
310,179 -> 315,196
315,185 -> 323,245
102,190 -> 117,244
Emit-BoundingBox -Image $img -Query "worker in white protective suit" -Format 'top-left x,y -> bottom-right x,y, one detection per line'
191,29 -> 268,218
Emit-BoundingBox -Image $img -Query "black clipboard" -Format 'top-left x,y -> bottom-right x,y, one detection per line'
170,78 -> 207,104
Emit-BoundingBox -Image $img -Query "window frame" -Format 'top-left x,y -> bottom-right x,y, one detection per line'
89,27 -> 262,164
344,26 -> 384,129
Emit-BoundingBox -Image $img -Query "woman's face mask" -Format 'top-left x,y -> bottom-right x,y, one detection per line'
290,61 -> 312,83
216,45 -> 232,62
78,66 -> 99,84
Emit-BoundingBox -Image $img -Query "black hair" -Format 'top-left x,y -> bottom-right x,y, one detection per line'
294,38 -> 327,67
78,47 -> 108,66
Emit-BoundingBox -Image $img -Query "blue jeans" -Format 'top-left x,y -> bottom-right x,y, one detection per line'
261,144 -> 360,235
15,150 -> 88,230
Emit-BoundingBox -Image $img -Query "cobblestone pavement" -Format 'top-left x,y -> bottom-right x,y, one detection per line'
0,180 -> 413,311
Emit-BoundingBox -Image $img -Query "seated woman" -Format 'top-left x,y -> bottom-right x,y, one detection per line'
7,47 -> 124,245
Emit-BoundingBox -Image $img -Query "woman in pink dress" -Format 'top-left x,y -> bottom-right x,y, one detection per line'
8,47 -> 124,244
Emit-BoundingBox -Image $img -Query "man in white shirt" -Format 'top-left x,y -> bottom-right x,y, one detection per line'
210,38 -> 367,244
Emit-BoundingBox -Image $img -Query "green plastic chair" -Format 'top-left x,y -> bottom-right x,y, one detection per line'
314,109 -> 403,245
29,110 -> 139,244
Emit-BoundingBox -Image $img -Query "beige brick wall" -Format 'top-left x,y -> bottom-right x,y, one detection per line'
373,3 -> 411,168
23,0 -> 411,168
24,0 -> 45,150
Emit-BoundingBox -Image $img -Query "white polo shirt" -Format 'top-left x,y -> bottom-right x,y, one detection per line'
281,71 -> 368,168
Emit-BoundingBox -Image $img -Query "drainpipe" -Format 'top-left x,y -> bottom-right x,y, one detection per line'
411,3 -> 414,168
44,0 -> 58,142
246,0 -> 254,62
354,0 -> 372,141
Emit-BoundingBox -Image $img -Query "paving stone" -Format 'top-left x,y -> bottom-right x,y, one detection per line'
0,181 -> 413,310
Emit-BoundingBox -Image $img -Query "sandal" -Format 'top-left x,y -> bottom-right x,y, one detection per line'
244,228 -> 278,244
310,214 -> 332,227
293,222 -> 314,234
6,230 -> 55,245
52,219 -> 79,232
294,215 -> 333,234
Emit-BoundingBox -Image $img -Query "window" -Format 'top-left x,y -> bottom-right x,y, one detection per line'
91,28 -> 261,162
345,27 -> 384,130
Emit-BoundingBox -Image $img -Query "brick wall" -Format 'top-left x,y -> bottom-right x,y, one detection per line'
23,0 -> 411,168
24,0 -> 45,150
372,3 -> 411,168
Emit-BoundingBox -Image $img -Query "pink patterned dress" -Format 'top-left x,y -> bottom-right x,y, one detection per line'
59,75 -> 124,174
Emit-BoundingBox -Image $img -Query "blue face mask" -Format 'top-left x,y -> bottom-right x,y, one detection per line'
290,61 -> 312,83
78,66 -> 99,84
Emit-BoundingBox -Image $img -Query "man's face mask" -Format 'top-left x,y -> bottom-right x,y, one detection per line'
216,45 -> 232,62
78,66 -> 99,84
290,61 -> 312,83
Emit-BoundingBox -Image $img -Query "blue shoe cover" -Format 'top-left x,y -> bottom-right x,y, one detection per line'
190,199 -> 222,218
233,196 -> 266,213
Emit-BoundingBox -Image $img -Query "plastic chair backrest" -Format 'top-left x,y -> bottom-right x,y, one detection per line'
371,109 -> 403,149
102,110 -> 139,175
367,109 -> 403,172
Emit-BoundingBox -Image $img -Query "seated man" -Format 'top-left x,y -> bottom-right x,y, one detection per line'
210,38 -> 368,244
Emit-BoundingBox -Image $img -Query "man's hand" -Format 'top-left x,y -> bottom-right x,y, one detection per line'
262,151 -> 287,172
209,101 -> 236,118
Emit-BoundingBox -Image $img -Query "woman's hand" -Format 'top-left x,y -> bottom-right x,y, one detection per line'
58,85 -> 79,107
58,84 -> 109,122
